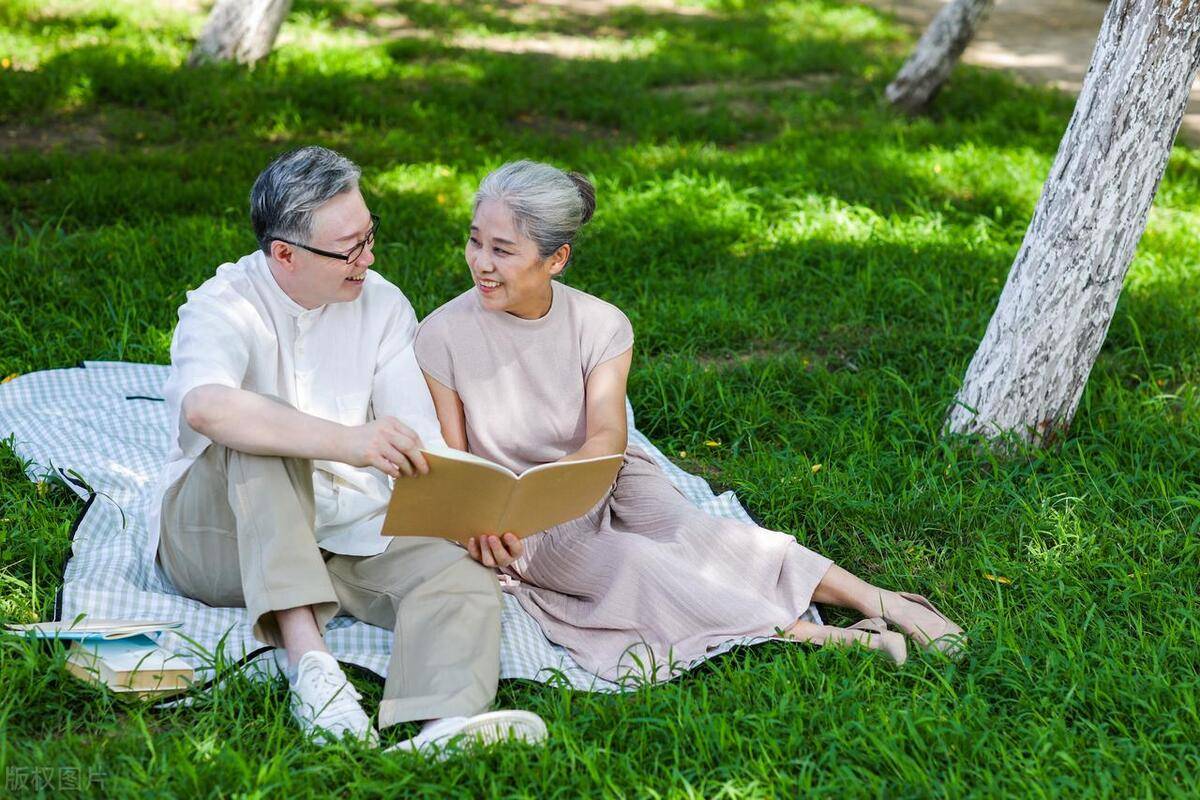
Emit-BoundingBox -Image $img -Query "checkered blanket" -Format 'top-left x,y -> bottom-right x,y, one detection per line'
0,362 -> 819,692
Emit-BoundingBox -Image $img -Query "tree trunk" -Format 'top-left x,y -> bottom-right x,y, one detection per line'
886,0 -> 994,113
946,0 -> 1200,444
187,0 -> 293,67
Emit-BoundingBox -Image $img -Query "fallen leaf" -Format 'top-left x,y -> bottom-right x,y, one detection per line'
2,373 -> 18,383
677,450 -> 687,458
704,440 -> 720,447
984,573 -> 1012,585
811,463 -> 822,474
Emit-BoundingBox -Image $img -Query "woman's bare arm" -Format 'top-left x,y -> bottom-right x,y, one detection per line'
559,347 -> 633,463
422,371 -> 468,450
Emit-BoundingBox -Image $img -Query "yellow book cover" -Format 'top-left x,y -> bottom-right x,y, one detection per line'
382,446 -> 623,543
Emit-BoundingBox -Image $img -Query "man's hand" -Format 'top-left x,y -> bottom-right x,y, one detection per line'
466,533 -> 524,568
342,416 -> 429,478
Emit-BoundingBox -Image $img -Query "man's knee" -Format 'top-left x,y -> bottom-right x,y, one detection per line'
216,443 -> 309,479
443,550 -> 503,600
393,538 -> 503,605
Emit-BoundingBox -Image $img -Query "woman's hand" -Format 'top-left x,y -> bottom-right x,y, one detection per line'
466,533 -> 524,568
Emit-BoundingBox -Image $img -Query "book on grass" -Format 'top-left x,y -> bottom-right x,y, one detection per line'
5,619 -> 183,641
65,637 -> 194,697
382,445 -> 624,544
5,618 -> 193,700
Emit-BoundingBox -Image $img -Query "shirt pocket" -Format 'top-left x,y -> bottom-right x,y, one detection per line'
335,391 -> 371,426
312,469 -> 339,528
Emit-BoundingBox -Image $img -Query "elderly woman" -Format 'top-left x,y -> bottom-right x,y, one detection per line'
414,161 -> 964,681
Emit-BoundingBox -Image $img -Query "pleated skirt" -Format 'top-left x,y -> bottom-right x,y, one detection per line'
502,446 -> 834,682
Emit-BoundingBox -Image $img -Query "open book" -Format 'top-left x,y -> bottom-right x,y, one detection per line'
382,446 -> 623,544
6,619 -> 183,641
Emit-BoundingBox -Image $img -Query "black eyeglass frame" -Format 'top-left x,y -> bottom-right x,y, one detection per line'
274,214 -> 380,264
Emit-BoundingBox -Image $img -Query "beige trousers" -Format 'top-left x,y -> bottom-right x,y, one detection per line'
156,443 -> 501,727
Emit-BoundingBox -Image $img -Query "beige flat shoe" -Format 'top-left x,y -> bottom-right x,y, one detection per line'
795,618 -> 907,665
845,617 -> 908,665
783,618 -> 907,665
884,592 -> 967,659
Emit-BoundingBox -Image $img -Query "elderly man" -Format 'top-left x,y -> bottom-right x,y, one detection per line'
147,146 -> 545,751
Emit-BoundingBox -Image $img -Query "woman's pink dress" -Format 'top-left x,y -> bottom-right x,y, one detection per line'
416,281 -> 832,681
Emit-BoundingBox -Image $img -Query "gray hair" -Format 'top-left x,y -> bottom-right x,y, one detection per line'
250,146 -> 362,255
474,160 -> 596,266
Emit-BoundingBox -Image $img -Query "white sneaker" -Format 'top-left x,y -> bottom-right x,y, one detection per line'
288,650 -> 379,747
386,710 -> 548,757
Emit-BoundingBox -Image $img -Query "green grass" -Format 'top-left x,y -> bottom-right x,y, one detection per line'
2,0 -> 1199,796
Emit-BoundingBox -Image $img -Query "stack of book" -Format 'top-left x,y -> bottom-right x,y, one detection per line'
6,619 -> 193,700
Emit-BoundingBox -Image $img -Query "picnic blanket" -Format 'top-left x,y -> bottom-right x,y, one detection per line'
0,362 -> 820,692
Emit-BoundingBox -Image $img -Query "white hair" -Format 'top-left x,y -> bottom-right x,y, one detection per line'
250,146 -> 361,254
474,160 -> 596,265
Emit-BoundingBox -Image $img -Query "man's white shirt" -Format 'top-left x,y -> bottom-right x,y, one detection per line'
145,250 -> 446,566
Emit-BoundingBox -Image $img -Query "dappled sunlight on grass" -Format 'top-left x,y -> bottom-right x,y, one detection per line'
2,0 -> 1199,795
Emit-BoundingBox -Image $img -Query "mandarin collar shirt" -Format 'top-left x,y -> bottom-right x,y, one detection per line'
145,250 -> 445,567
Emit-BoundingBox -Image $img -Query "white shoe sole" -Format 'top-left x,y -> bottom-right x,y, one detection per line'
451,710 -> 548,747
387,710 -> 548,755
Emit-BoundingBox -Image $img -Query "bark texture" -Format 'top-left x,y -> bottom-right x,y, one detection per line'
886,0 -> 994,113
188,0 -> 293,67
946,0 -> 1200,443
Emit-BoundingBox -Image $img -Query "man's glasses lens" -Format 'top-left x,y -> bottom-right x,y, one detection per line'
347,216 -> 379,263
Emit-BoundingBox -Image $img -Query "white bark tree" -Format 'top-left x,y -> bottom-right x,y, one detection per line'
946,0 -> 1200,444
188,0 -> 293,67
886,0 -> 994,113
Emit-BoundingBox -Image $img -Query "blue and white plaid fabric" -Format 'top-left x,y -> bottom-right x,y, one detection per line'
0,362 -> 819,692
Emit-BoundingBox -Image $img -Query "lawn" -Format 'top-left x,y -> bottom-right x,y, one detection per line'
1,0 -> 1199,796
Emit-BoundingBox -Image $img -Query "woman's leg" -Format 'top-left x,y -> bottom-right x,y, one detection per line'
784,619 -> 907,664
807,564 -> 965,648
810,564 -> 889,616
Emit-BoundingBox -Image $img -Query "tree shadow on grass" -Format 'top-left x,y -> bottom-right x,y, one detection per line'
3,0 -> 1073,148
5,2 -> 1194,381
3,44 -> 1057,236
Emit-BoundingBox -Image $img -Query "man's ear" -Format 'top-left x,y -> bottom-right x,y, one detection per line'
547,243 -> 570,276
269,240 -> 296,271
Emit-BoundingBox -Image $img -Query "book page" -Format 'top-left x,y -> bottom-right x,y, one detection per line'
70,639 -> 189,673
67,639 -> 193,692
382,451 -> 515,542
499,455 -> 623,536
6,619 -> 182,640
420,445 -> 517,477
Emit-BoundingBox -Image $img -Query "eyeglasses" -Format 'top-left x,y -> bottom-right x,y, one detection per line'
275,214 -> 380,264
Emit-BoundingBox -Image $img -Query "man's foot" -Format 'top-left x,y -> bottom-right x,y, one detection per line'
386,710 -> 548,757
288,650 -> 379,747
